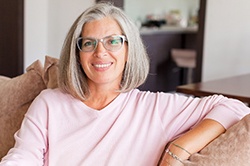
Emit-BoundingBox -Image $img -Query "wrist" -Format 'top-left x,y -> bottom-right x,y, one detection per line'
168,141 -> 191,160
159,142 -> 191,166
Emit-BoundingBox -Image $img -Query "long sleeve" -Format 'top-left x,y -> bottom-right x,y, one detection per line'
157,93 -> 250,140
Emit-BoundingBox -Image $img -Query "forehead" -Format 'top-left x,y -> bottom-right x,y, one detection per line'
81,17 -> 122,38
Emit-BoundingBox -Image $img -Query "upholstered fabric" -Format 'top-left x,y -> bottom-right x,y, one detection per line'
183,113 -> 250,166
0,60 -> 47,159
0,76 -> 10,83
43,55 -> 59,89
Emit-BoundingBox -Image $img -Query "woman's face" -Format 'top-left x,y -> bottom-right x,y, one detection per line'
79,17 -> 128,90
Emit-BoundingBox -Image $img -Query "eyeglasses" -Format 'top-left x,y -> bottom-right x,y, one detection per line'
76,35 -> 127,52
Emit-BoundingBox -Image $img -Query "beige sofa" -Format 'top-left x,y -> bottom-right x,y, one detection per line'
0,56 -> 250,165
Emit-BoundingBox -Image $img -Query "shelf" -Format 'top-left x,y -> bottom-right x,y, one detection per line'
140,25 -> 198,35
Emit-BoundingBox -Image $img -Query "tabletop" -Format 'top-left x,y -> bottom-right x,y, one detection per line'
176,73 -> 250,105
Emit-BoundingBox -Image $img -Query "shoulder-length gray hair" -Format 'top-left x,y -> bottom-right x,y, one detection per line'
58,2 -> 149,101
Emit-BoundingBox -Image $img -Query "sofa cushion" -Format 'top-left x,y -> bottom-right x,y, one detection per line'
183,113 -> 250,166
0,76 -> 11,83
0,60 -> 46,159
43,55 -> 59,89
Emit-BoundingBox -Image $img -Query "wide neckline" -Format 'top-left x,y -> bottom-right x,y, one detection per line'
75,90 -> 133,115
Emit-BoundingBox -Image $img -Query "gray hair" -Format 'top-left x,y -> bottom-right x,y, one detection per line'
58,2 -> 149,100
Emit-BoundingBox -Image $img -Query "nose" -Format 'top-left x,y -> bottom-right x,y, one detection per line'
94,41 -> 107,58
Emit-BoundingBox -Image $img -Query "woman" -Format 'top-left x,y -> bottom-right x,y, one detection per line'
1,2 -> 250,166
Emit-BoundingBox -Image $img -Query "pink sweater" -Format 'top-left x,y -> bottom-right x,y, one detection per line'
1,89 -> 250,166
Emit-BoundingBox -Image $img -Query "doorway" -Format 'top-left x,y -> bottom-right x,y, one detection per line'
0,0 -> 24,77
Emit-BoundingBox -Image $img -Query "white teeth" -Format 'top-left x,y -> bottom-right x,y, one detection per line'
94,63 -> 111,68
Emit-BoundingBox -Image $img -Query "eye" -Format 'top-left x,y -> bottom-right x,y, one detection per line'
82,39 -> 95,48
108,37 -> 122,45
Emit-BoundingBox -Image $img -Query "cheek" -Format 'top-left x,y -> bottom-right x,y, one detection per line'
117,44 -> 128,63
79,54 -> 89,70
124,44 -> 128,62
79,54 -> 84,64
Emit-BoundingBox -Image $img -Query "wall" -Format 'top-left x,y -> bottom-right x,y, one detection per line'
24,0 -> 95,68
203,0 -> 250,81
124,0 -> 199,23
24,0 -> 48,68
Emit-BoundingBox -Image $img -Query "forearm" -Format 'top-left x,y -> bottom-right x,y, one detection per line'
160,119 -> 225,165
173,119 -> 225,155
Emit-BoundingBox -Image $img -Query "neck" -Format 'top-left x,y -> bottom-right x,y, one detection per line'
84,85 -> 120,110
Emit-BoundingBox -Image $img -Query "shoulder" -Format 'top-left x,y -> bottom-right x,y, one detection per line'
129,89 -> 177,98
38,88 -> 72,99
125,89 -> 180,104
28,88 -> 81,116
33,88 -> 77,105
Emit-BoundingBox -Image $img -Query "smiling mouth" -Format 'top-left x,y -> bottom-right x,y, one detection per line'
93,63 -> 112,68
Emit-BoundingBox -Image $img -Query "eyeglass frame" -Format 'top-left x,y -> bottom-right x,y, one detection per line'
76,35 -> 127,52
